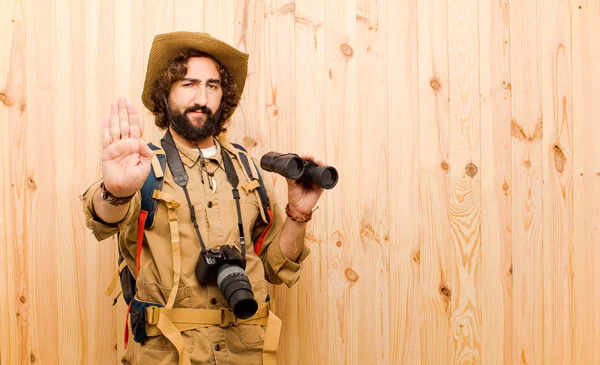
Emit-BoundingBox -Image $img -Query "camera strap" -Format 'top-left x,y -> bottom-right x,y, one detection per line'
220,148 -> 246,258
161,130 -> 247,258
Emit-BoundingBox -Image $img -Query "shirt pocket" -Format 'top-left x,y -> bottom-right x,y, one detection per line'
229,198 -> 260,243
233,324 -> 267,349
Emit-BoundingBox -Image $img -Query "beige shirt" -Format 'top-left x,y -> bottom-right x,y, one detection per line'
81,136 -> 310,365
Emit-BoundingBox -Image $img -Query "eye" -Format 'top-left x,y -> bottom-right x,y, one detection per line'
208,84 -> 219,90
182,83 -> 192,87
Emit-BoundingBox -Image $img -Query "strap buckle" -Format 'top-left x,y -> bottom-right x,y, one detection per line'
219,308 -> 237,327
146,306 -> 160,325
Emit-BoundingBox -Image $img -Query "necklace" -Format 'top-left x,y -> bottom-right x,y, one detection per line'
199,157 -> 223,195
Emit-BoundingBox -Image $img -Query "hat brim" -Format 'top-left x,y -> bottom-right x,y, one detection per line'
142,32 -> 249,116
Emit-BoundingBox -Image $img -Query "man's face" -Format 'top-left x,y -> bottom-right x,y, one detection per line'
168,57 -> 224,142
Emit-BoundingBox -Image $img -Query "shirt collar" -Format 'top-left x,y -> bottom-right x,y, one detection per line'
173,137 -> 224,168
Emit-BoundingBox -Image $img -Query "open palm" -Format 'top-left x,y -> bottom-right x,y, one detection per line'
101,98 -> 153,197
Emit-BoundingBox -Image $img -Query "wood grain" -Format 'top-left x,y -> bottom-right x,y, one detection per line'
355,0 -> 391,362
447,0 -> 483,362
479,0 -> 513,364
572,1 -> 600,364
293,0 -> 328,364
325,0 -> 361,364
510,0 -> 544,363
387,0 -> 422,364
417,0 -> 454,363
541,0 -> 574,364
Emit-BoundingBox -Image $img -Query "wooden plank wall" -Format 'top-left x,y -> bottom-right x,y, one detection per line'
1,0 -> 599,364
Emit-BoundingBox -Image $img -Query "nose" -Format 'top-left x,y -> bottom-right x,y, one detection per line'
195,86 -> 208,107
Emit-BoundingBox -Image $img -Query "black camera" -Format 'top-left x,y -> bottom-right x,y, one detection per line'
260,152 -> 339,189
195,245 -> 258,319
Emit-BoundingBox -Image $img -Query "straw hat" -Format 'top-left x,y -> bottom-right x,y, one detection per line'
141,31 -> 249,114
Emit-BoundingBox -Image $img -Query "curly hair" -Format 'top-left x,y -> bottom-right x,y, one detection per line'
150,50 -> 237,132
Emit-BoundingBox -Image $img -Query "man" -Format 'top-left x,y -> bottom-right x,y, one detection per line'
81,32 -> 324,365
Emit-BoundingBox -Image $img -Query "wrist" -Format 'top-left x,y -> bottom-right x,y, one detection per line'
285,203 -> 313,223
100,182 -> 135,206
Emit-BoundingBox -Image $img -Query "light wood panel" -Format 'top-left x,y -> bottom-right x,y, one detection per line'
2,1 -> 600,364
573,1 -> 600,364
479,0 -> 512,364
541,1 -> 573,364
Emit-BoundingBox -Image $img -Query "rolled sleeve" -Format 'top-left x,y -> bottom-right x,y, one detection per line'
80,180 -> 141,242
262,234 -> 310,288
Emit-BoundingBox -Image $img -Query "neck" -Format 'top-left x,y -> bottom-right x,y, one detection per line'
168,127 -> 215,150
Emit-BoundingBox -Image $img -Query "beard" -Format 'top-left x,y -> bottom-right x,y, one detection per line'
169,104 -> 221,142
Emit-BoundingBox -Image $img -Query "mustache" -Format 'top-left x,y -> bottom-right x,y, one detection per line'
184,105 -> 212,116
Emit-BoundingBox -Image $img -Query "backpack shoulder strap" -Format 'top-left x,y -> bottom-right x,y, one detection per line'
231,143 -> 271,220
140,143 -> 167,229
231,143 -> 274,255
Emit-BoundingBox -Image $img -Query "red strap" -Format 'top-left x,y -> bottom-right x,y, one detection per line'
254,207 -> 274,255
124,302 -> 132,349
123,210 -> 148,348
136,210 -> 148,276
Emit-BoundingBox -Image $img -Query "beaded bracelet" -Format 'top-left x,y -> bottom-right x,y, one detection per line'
285,203 -> 313,223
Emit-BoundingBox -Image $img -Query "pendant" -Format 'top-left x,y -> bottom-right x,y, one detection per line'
211,177 -> 217,195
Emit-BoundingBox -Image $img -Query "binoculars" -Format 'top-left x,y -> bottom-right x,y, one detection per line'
260,152 -> 339,189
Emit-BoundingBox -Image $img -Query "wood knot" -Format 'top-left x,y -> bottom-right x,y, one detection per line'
242,136 -> 257,148
340,43 -> 354,57
266,104 -> 280,119
429,77 -> 442,91
502,182 -> 510,192
20,296 -> 26,303
508,266 -> 513,276
0,92 -> 12,106
465,163 -> 478,177
413,250 -> 420,264
344,268 -> 359,282
553,145 -> 566,173
335,240 -> 342,247
27,177 -> 37,191
31,353 -> 37,363
523,160 -> 531,168
440,286 -> 451,298
441,161 -> 449,171
329,69 -> 333,79
505,82 -> 512,90
19,100 -> 26,113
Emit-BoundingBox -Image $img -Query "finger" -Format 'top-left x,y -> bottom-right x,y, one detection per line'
139,139 -> 154,159
127,102 -> 141,139
109,103 -> 121,142
118,97 -> 130,138
301,154 -> 326,166
102,116 -> 111,149
313,158 -> 326,166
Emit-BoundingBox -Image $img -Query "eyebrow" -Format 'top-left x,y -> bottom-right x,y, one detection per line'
181,77 -> 221,84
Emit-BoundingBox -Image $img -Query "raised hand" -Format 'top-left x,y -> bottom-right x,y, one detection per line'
101,97 -> 153,198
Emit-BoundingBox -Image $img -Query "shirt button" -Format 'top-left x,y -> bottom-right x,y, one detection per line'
207,201 -> 213,208
210,298 -> 217,305
214,344 -> 221,351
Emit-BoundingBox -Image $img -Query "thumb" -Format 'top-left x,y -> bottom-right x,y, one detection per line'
139,140 -> 154,161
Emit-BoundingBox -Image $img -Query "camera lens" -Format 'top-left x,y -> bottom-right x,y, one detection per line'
216,264 -> 258,319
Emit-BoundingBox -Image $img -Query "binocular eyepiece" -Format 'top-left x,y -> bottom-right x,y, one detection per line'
260,152 -> 339,189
